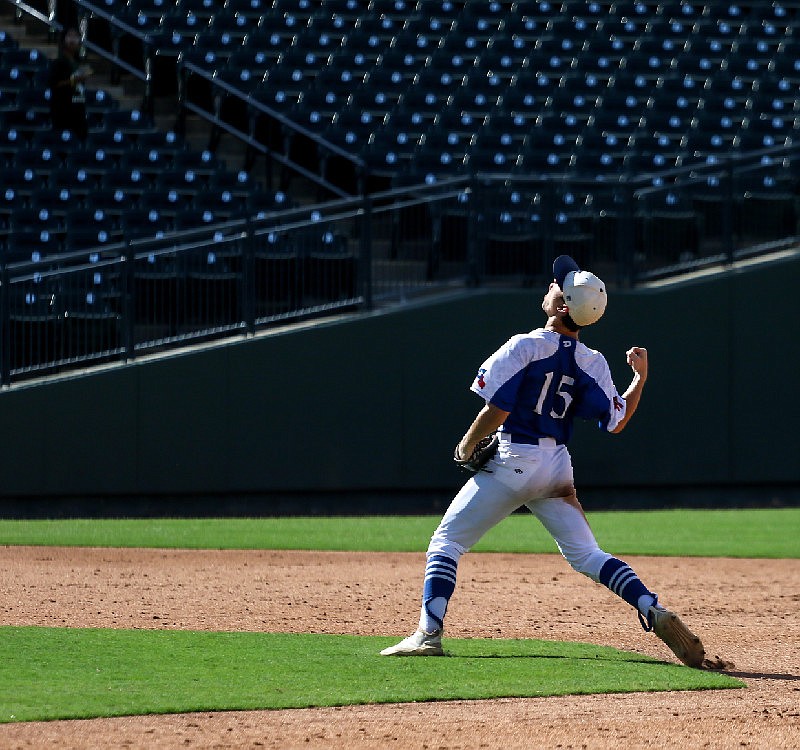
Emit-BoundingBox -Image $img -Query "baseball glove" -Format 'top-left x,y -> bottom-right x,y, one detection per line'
454,434 -> 499,474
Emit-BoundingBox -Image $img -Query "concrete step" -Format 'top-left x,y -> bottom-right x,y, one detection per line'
0,15 -> 56,54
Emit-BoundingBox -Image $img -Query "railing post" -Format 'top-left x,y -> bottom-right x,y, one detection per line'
142,43 -> 154,117
110,28 -> 121,85
426,185 -> 441,281
0,261 -> 10,386
360,190 -> 373,311
122,243 -> 136,362
242,221 -> 256,334
466,175 -> 480,286
542,178 -> 556,276
245,104 -> 259,174
723,156 -> 735,265
175,62 -> 188,138
47,0 -> 58,38
618,180 -> 636,287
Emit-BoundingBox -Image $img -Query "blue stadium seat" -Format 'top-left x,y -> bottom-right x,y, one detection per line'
752,77 -> 799,120
86,126 -> 133,158
446,84 -> 501,121
13,146 -> 62,177
206,9 -> 251,45
2,0 -> 795,210
271,0 -> 319,22
28,186 -> 75,218
290,87 -> 341,133
253,230 -> 302,316
122,207 -> 170,238
2,165 -> 42,201
412,132 -> 467,178
102,109 -> 156,137
5,226 -> 63,262
358,66 -> 406,109
0,29 -> 19,52
7,280 -> 65,370
374,46 -> 425,85
361,126 -> 417,177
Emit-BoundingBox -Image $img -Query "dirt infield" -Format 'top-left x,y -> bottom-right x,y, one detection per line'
1,547 -> 798,749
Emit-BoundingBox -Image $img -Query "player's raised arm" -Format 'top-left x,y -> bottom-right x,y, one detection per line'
610,347 -> 648,434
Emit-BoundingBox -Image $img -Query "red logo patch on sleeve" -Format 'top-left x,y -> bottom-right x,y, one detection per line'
477,368 -> 487,389
613,396 -> 623,411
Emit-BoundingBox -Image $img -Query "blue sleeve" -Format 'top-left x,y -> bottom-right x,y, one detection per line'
488,370 -> 525,412
574,383 -> 612,427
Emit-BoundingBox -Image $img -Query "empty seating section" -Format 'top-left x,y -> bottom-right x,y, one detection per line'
0,20 -> 300,373
0,21 -> 283,262
5,1 -> 800,295
0,112 -> 271,259
103,0 -> 798,198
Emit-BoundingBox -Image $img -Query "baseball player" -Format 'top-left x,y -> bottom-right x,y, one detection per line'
381,255 -> 712,669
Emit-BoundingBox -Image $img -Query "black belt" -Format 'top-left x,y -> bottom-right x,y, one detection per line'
500,434 -> 562,446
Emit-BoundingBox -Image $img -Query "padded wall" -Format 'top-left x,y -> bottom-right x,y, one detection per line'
0,254 -> 797,511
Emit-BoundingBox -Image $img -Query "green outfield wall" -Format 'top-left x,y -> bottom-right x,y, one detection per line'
0,254 -> 798,514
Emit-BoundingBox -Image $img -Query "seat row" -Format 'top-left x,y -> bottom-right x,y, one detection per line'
72,0 -> 800,195
0,182 -> 291,261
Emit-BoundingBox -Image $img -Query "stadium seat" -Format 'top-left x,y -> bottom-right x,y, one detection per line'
303,242 -> 357,304
133,248 -> 185,336
64,208 -> 122,252
7,280 -> 65,370
374,46 -> 425,85
752,77 -> 799,120
446,85 -> 501,122
61,285 -> 122,360
86,187 -> 132,221
184,245 -> 242,327
5,227 -> 63,263
122,207 -> 170,238
12,146 -> 61,178
270,0 -> 317,22
27,186 -> 74,218
361,126 -> 416,179
119,148 -> 167,186
206,9 -> 251,45
412,130 -> 467,178
86,126 -> 133,158
102,109 -> 157,138
254,231 -> 302,316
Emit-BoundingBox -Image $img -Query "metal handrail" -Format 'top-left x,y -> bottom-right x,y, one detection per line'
1,167 -> 797,384
180,62 -> 366,170
3,0 -> 58,29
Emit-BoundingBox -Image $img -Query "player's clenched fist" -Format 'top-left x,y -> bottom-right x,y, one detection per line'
626,347 -> 648,380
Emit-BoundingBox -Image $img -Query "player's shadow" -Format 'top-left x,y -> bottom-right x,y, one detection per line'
448,652 -> 800,680
450,653 -> 656,664
452,653 -> 760,673
725,670 -> 800,681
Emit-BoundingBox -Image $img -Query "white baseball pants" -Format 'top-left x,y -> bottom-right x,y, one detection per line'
427,439 -> 612,580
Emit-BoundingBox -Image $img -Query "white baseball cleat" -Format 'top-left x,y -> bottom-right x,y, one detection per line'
380,629 -> 444,656
647,605 -> 706,668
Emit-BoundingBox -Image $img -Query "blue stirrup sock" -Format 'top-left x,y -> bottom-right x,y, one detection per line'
598,557 -> 658,629
420,554 -> 458,632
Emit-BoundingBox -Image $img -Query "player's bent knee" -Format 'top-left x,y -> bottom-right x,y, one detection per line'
426,537 -> 467,564
564,548 -> 612,582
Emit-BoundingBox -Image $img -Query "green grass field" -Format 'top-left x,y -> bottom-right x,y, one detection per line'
0,628 -> 742,724
0,508 -> 798,557
3,509 -> 792,723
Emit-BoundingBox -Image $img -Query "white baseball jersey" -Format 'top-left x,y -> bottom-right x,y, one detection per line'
471,328 -> 626,443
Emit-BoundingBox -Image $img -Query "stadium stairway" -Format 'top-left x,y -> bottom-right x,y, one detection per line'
0,4 -> 305,200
